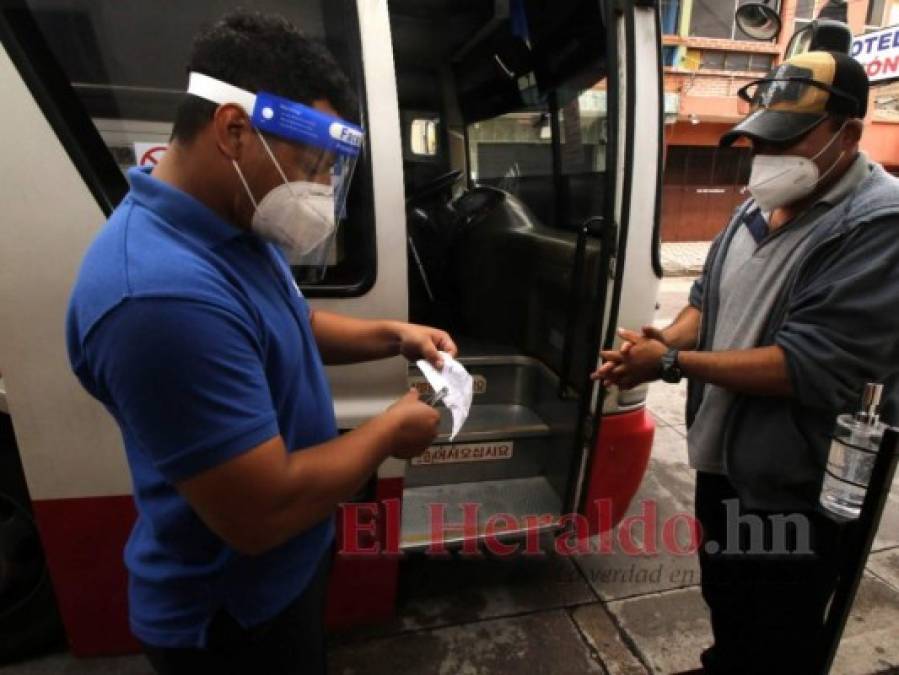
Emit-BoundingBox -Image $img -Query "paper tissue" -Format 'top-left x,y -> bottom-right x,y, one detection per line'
415,352 -> 473,441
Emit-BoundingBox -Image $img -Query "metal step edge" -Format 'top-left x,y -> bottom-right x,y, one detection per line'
434,423 -> 550,444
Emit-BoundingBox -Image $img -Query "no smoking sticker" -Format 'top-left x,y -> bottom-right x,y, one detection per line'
133,142 -> 168,167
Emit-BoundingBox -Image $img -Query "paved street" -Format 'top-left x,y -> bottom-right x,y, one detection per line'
4,275 -> 898,675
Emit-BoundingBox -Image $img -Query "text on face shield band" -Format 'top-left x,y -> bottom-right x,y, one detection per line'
186,72 -> 363,157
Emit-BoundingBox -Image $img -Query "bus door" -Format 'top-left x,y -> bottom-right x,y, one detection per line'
386,0 -> 662,552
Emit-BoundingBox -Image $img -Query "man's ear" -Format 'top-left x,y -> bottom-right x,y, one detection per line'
211,104 -> 252,161
842,118 -> 863,147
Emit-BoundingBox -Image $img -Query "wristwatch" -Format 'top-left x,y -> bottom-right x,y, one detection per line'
659,348 -> 683,384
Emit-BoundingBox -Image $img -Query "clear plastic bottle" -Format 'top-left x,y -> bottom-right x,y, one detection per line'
820,383 -> 886,520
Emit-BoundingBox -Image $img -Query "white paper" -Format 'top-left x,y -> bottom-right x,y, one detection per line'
415,352 -> 473,441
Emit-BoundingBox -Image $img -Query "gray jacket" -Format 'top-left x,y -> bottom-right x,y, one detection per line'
687,163 -> 899,511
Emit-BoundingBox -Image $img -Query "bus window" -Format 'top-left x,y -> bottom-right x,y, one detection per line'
409,118 -> 439,157
556,86 -> 608,228
467,81 -> 608,231
20,0 -> 375,295
467,105 -> 555,225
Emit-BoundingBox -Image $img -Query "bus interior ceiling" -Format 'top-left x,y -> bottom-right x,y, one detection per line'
387,0 -> 611,548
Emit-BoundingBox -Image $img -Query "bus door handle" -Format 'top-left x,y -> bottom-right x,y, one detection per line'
559,216 -> 618,399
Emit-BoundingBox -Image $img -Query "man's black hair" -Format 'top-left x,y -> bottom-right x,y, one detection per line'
171,10 -> 358,143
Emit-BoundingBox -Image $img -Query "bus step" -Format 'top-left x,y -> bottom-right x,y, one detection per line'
399,476 -> 562,552
435,403 -> 549,444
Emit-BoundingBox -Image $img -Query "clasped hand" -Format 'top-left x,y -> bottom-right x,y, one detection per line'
590,326 -> 668,390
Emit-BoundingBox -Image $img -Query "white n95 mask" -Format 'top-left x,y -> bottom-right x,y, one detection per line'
747,122 -> 846,212
232,131 -> 336,265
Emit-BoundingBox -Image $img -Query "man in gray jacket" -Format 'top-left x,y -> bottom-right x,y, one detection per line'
593,51 -> 899,674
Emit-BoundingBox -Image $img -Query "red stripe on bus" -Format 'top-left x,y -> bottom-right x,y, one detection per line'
326,477 -> 404,631
32,495 -> 140,656
31,479 -> 407,655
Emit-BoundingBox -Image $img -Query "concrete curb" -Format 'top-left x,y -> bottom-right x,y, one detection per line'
661,264 -> 704,277
660,242 -> 710,278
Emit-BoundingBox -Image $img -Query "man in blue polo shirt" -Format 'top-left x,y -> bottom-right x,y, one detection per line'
66,11 -> 453,674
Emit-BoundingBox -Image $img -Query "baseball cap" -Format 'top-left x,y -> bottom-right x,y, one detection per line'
720,51 -> 868,147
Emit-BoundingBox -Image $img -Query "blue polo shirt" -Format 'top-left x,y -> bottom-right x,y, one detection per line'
66,167 -> 338,648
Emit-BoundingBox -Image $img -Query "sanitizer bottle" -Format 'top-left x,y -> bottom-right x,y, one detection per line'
820,383 -> 886,520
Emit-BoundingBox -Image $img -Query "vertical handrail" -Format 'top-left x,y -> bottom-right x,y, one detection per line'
548,91 -> 568,232
818,426 -> 899,673
559,216 -> 615,398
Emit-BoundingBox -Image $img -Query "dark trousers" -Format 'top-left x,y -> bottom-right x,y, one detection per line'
142,552 -> 331,675
695,472 -> 844,675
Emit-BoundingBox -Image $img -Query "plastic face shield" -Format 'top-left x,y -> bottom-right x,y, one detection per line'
187,72 -> 363,277
736,77 -> 859,116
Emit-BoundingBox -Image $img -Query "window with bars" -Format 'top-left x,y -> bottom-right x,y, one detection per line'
699,50 -> 774,73
866,0 -> 887,27
794,0 -> 817,35
796,0 -> 817,18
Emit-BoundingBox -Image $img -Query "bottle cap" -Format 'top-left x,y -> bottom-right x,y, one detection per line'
859,382 -> 884,422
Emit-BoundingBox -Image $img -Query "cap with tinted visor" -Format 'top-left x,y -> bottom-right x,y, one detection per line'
739,77 -> 860,115
187,71 -> 363,258
721,73 -> 860,147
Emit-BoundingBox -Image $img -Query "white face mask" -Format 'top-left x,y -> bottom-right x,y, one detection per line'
748,122 -> 847,212
232,131 -> 336,264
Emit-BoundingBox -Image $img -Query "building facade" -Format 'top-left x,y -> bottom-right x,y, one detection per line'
661,0 -> 899,241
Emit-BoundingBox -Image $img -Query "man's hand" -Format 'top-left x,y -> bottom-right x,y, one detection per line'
619,325 -> 668,356
394,322 -> 458,369
383,388 -> 441,459
178,389 -> 441,555
310,311 -> 458,367
592,328 -> 667,390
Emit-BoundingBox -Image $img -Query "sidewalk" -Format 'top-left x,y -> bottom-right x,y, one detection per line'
9,412 -> 898,675
661,241 -> 710,277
